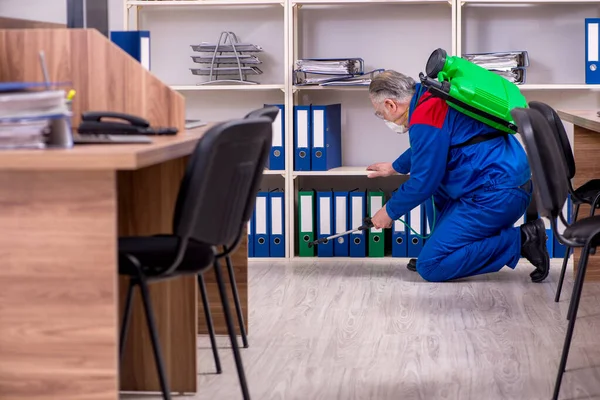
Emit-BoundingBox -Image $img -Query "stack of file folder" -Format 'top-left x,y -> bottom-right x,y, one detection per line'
296,189 -> 434,258
0,84 -> 71,150
462,51 -> 529,84
293,58 -> 385,87
248,190 -> 285,258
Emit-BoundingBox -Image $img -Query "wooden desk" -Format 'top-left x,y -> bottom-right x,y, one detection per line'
0,126 -> 248,399
557,110 -> 600,281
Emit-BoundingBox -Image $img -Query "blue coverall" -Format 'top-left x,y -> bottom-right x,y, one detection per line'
386,83 -> 532,282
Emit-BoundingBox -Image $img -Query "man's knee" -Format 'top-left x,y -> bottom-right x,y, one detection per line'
416,256 -> 450,282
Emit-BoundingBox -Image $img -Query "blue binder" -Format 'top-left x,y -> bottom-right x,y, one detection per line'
269,191 -> 285,257
333,191 -> 349,257
110,31 -> 151,70
349,191 -> 366,257
586,19 -> 600,84
264,104 -> 285,171
407,204 -> 425,258
294,105 -> 311,171
248,211 -> 255,257
253,192 -> 270,257
310,104 -> 342,171
392,216 -> 408,257
553,195 -> 572,258
423,198 -> 434,246
316,191 -> 334,257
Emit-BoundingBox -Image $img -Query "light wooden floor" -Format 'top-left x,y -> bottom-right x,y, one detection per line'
122,259 -> 600,400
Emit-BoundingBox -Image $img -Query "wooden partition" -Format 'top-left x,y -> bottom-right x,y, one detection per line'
0,28 -> 248,393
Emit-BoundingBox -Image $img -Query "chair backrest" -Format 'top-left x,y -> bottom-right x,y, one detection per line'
510,107 -> 569,220
173,117 -> 272,247
528,101 -> 575,179
244,105 -> 280,122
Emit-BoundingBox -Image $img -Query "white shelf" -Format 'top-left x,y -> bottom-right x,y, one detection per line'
293,166 -> 409,176
293,85 -> 368,91
264,169 -> 285,175
293,0 -> 449,4
171,84 -> 285,91
127,0 -> 282,6
519,84 -> 600,91
290,256 -> 408,261
462,0 -> 600,3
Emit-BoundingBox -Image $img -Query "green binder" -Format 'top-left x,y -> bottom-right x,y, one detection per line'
368,191 -> 385,257
298,190 -> 315,257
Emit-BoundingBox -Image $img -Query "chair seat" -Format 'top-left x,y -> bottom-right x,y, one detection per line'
119,235 -> 214,277
563,216 -> 600,246
573,179 -> 600,205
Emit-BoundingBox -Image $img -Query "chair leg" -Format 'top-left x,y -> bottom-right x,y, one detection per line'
553,243 -> 592,400
558,204 -> 579,306
119,279 -> 136,364
555,247 -> 572,303
224,248 -> 249,348
197,273 -> 222,374
214,259 -> 251,400
138,277 -> 172,400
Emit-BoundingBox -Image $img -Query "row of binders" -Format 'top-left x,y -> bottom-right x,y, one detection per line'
298,190 -> 432,258
259,103 -> 344,172
247,190 -> 572,259
462,51 -> 529,85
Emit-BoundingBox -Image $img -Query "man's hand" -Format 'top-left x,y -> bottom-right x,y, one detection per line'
366,162 -> 397,178
371,205 -> 393,229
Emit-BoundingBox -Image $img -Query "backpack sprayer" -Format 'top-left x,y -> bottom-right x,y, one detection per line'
419,48 -> 528,134
309,49 -> 527,248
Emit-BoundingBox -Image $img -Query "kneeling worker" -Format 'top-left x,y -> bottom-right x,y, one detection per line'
366,70 -> 549,282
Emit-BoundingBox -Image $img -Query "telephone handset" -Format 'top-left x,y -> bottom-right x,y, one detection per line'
78,111 -> 178,135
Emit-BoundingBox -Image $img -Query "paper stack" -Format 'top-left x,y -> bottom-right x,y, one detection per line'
462,51 -> 530,84
0,86 -> 70,150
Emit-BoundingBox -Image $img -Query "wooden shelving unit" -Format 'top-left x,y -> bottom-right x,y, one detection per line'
124,0 -> 600,260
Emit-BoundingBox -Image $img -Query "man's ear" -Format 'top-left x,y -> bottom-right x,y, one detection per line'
384,99 -> 397,112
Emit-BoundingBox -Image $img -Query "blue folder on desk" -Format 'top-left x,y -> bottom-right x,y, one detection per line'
264,104 -> 285,171
586,19 -> 600,84
294,105 -> 311,171
110,30 -> 151,70
310,104 -> 342,171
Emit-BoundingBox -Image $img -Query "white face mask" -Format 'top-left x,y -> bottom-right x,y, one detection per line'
385,120 -> 408,134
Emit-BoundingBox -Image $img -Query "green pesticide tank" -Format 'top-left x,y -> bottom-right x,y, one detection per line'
418,48 -> 528,134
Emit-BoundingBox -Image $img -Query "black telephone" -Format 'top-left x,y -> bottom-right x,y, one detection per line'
77,111 -> 178,135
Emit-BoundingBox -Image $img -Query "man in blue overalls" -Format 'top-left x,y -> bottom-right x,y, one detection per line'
366,70 -> 549,283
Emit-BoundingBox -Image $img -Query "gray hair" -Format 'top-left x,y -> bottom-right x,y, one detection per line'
369,70 -> 416,104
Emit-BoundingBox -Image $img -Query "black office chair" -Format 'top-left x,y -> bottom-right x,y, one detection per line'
511,107 -> 600,400
118,117 -> 272,400
528,101 -> 600,303
245,105 -> 281,121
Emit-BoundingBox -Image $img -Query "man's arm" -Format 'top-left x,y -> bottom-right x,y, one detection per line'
392,148 -> 412,174
385,123 -> 450,220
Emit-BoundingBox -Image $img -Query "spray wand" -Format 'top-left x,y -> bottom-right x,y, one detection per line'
307,217 -> 374,248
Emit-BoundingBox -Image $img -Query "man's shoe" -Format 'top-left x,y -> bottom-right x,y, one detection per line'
407,258 -> 417,272
520,219 -> 550,283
